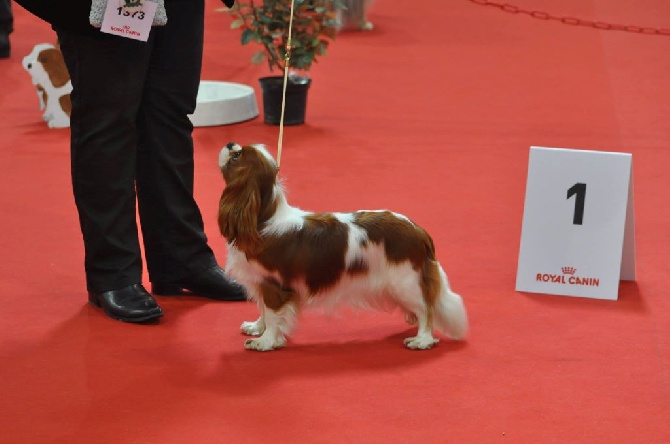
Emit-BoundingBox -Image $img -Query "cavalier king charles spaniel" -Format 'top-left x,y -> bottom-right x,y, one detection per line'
218,143 -> 468,351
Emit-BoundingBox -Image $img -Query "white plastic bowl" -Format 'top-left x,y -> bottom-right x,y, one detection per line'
188,81 -> 259,127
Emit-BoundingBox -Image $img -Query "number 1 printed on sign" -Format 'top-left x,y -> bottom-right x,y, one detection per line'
567,183 -> 586,225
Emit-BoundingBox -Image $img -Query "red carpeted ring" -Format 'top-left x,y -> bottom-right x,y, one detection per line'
1,0 -> 669,442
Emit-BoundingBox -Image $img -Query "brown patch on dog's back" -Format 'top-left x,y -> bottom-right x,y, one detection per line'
353,211 -> 436,268
251,214 -> 350,295
355,211 -> 440,306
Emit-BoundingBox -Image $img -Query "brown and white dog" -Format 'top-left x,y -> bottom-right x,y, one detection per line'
217,143 -> 468,351
22,43 -> 72,129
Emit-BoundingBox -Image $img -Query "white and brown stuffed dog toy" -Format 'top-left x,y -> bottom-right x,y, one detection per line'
22,43 -> 72,129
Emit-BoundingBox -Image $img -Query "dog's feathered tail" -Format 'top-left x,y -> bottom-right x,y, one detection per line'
431,264 -> 468,340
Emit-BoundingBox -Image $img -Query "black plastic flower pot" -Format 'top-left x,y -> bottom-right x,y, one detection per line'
259,76 -> 311,125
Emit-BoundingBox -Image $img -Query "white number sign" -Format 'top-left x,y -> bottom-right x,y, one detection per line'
100,1 -> 157,42
516,147 -> 635,300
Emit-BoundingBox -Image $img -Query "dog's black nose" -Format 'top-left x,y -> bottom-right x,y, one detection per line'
27,63 -> 32,69
226,142 -> 236,150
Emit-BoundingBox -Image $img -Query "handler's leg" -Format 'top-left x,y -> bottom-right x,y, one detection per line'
58,30 -> 151,293
136,1 -> 244,301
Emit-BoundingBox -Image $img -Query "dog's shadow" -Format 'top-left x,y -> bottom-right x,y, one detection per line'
207,331 -> 468,395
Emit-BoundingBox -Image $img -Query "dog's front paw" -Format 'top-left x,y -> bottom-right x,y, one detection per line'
244,335 -> 286,352
241,319 -> 265,336
404,335 -> 439,350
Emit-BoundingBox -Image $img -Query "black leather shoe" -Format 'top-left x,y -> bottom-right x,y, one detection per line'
152,266 -> 247,301
88,284 -> 164,323
0,34 -> 9,59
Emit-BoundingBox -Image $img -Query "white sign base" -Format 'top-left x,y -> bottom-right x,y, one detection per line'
516,147 -> 636,300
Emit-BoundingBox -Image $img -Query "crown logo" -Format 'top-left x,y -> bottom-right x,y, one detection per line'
561,267 -> 576,275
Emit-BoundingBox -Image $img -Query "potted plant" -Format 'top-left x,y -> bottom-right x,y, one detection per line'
226,0 -> 341,125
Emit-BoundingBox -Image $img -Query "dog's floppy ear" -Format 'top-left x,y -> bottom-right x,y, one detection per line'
218,180 -> 263,254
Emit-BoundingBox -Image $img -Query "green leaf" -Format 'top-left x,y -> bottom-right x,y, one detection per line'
230,18 -> 245,29
251,51 -> 266,65
241,28 -> 255,45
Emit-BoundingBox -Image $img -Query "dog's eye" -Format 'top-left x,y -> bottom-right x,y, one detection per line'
232,151 -> 242,161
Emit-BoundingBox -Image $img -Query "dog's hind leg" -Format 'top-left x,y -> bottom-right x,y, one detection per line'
403,306 -> 439,350
396,265 -> 439,350
395,296 -> 439,349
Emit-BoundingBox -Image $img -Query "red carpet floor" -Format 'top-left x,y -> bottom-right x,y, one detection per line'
1,1 -> 669,442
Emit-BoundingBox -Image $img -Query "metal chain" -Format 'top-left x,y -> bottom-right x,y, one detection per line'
466,0 -> 670,36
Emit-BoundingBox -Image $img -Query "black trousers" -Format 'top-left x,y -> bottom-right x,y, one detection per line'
0,0 -> 12,34
57,0 -> 216,293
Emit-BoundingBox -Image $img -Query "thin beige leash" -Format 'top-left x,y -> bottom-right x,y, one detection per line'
276,0 -> 296,169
